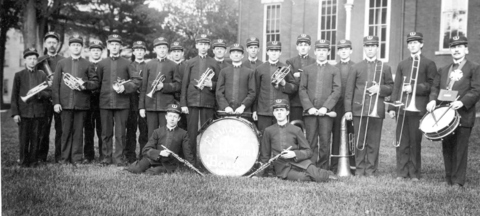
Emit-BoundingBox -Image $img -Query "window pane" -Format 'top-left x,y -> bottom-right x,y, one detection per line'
332,31 -> 336,43
370,0 -> 375,7
381,43 -> 386,58
376,0 -> 381,8
369,9 -> 375,24
382,0 -> 387,7
381,27 -> 386,41
369,26 -> 374,35
381,8 -> 387,24
326,17 -> 331,29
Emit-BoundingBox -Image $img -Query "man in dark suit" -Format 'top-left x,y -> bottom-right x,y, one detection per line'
242,37 -> 263,69
212,39 -> 232,70
427,35 -> 480,187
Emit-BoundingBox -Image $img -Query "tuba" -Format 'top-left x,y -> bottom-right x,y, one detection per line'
112,77 -> 132,92
21,81 -> 49,102
63,72 -> 85,91
146,73 -> 166,98
194,68 -> 215,90
35,57 -> 54,79
271,65 -> 292,88
330,114 -> 355,177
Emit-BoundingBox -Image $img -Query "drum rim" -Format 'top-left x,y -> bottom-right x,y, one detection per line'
424,113 -> 461,140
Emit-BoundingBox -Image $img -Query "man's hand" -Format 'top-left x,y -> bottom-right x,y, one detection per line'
345,112 -> 353,120
367,83 -> 379,95
426,100 -> 436,112
159,150 -> 170,157
47,80 -> 53,87
203,79 -> 213,88
280,150 -> 296,159
225,107 -> 234,114
316,107 -> 327,116
293,72 -> 301,78
13,115 -> 21,123
450,101 -> 464,110
234,105 -> 245,114
308,108 -> 317,115
388,110 -> 396,119
279,79 -> 286,87
403,84 -> 412,94
156,82 -> 164,91
139,109 -> 146,118
252,111 -> 258,121
181,107 -> 189,114
116,85 -> 125,93
54,104 -> 62,113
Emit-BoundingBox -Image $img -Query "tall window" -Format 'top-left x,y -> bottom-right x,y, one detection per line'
264,4 -> 281,60
365,0 -> 390,60
439,0 -> 468,51
318,0 -> 337,60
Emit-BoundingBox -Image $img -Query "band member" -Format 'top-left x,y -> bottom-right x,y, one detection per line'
125,104 -> 194,175
11,48 -> 51,167
37,31 -> 65,163
212,39 -> 232,70
344,36 -> 394,177
426,36 -> 480,187
52,35 -> 99,165
286,34 -> 316,121
253,41 -> 297,132
170,41 -> 187,130
180,34 -> 220,165
96,34 -> 141,166
388,32 -> 437,181
331,39 -> 355,172
139,37 -> 181,139
216,44 -> 256,120
299,39 -> 341,169
257,99 -> 336,182
242,37 -> 263,69
84,41 -> 104,163
125,41 -> 149,163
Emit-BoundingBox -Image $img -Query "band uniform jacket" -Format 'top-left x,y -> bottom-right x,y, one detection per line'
95,56 -> 141,109
174,60 -> 186,101
286,55 -> 316,108
389,55 -> 437,116
335,60 -> 355,102
142,126 -> 194,166
180,56 -> 221,108
344,60 -> 394,119
37,54 -> 65,78
11,68 -> 51,118
242,58 -> 263,70
139,58 -> 181,111
254,62 -> 298,116
299,63 -> 341,112
129,61 -> 147,111
52,57 -> 99,110
429,59 -> 480,127
216,64 -> 256,111
216,58 -> 232,70
260,123 -> 313,178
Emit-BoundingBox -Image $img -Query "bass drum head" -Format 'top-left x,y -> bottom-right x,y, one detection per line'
419,107 -> 456,133
198,118 -> 259,176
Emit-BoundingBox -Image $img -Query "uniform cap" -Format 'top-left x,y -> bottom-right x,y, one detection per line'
229,43 -> 244,53
170,41 -> 184,51
449,35 -> 468,47
132,41 -> 147,50
272,99 -> 290,110
267,41 -> 282,50
69,34 -> 83,46
195,34 -> 210,44
23,47 -> 39,58
44,32 -> 60,41
246,37 -> 260,47
89,40 -> 104,50
337,39 -> 352,49
212,39 -> 227,48
107,34 -> 123,44
315,39 -> 330,49
297,34 -> 311,45
165,103 -> 181,114
407,32 -> 423,43
363,35 -> 379,46
153,37 -> 169,47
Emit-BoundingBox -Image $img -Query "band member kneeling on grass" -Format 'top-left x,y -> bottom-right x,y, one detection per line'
256,99 -> 336,182
125,104 -> 194,175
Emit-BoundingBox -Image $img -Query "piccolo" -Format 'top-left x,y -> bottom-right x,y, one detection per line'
248,146 -> 292,178
161,145 -> 205,176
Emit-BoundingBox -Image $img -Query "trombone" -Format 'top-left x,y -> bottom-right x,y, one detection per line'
146,72 -> 166,98
356,61 -> 383,150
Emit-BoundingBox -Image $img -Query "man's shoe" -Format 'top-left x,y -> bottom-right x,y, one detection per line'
99,159 -> 111,166
411,178 -> 419,182
396,177 -> 404,180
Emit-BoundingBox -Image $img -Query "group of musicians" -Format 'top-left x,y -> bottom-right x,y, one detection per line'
10,30 -> 480,186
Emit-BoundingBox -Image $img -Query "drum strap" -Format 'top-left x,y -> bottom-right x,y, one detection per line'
446,60 -> 466,90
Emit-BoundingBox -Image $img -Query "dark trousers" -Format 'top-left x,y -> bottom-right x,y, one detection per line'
257,115 -> 276,133
100,109 -> 129,164
395,114 -> 422,178
60,110 -> 86,163
177,113 -> 188,131
285,164 -> 331,182
186,107 -> 214,164
353,116 -> 383,176
304,115 -> 334,169
84,109 -> 102,160
125,110 -> 148,161
146,111 -> 167,138
19,117 -> 46,166
331,105 -> 355,171
289,107 -> 303,122
38,105 -> 62,162
125,157 -> 177,175
442,127 -> 472,186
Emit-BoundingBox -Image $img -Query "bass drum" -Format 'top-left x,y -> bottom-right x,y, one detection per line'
419,107 -> 461,141
197,117 -> 260,176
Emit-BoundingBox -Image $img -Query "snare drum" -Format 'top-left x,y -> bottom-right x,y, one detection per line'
197,117 -> 260,176
419,107 -> 461,141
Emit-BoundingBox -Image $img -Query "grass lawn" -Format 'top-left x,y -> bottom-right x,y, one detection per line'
2,112 -> 480,215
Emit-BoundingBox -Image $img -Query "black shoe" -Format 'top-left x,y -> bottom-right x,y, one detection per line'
116,161 -> 128,167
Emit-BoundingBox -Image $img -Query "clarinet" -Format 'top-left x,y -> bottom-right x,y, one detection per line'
161,145 -> 205,176
247,146 -> 292,178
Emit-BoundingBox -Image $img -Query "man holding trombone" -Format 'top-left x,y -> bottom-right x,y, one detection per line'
344,36 -> 393,177
388,32 -> 437,181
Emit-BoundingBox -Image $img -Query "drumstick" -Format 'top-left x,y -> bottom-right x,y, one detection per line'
304,111 -> 337,117
434,96 -> 460,126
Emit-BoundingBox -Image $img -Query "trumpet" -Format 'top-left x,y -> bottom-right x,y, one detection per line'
21,81 -> 49,102
62,72 -> 85,91
194,68 -> 215,90
146,73 -> 166,98
35,58 -> 54,79
330,114 -> 355,177
112,77 -> 132,92
271,65 -> 292,88
356,61 -> 383,150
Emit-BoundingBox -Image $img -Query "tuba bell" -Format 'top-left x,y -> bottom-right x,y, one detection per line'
35,57 -> 54,79
330,114 -> 354,177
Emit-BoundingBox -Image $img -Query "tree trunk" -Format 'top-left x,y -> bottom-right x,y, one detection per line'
0,24 -> 7,109
23,0 -> 37,49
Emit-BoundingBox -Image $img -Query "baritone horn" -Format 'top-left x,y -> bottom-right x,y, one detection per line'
35,58 -> 54,79
330,114 -> 355,177
146,73 -> 166,98
62,72 -> 85,91
112,77 -> 132,92
271,65 -> 292,88
194,68 -> 214,90
21,81 -> 49,102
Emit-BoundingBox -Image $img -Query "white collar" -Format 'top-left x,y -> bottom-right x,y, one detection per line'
453,57 -> 465,64
166,125 -> 177,131
248,56 -> 258,62
214,57 -> 224,62
110,54 -> 120,58
173,59 -> 183,64
91,58 -> 101,64
317,60 -> 328,65
198,53 -> 207,58
268,60 -> 279,65
340,57 -> 350,63
411,51 -> 422,59
300,54 -> 309,58
232,62 -> 242,67
71,55 -> 81,61
135,59 -> 145,64
26,66 -> 34,72
157,56 -> 166,61
365,56 -> 377,62
277,120 -> 288,126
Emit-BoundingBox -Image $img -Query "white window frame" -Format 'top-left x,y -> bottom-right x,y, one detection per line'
317,0 -> 338,61
364,0 -> 391,61
262,3 -> 281,61
436,0 -> 468,55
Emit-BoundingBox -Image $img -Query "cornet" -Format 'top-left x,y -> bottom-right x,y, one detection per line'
112,77 -> 132,92
62,72 -> 85,91
146,73 -> 166,98
21,81 -> 49,102
194,68 -> 214,90
271,65 -> 291,88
